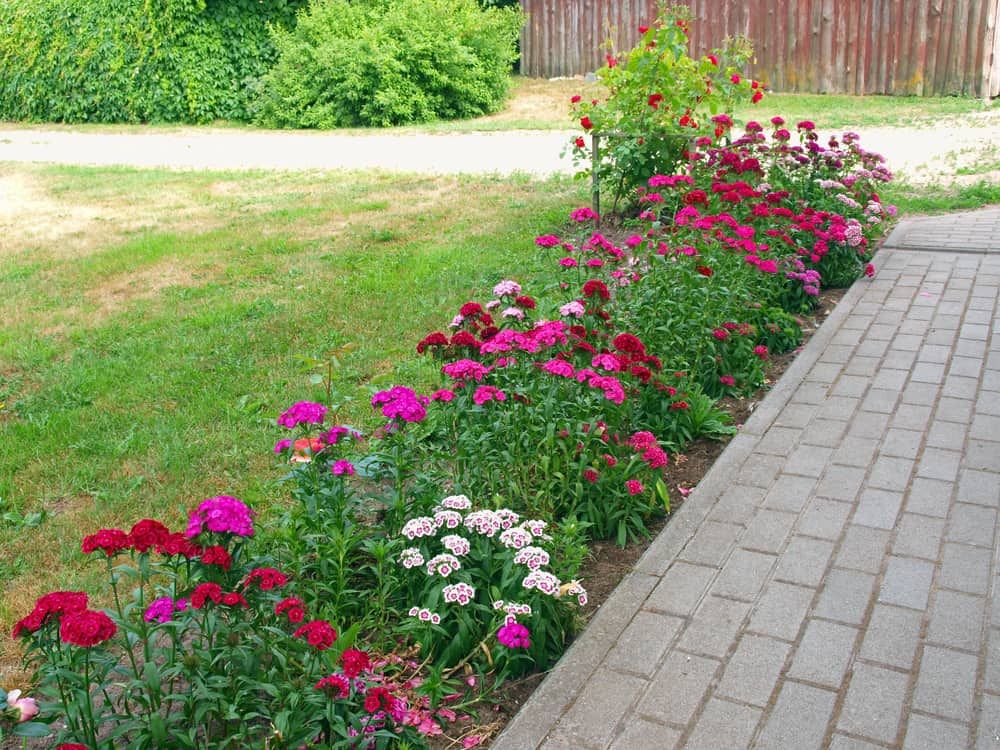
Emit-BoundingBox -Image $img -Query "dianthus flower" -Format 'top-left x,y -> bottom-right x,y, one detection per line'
426,553 -> 461,577
628,431 -> 658,450
371,385 -> 427,423
277,401 -> 327,429
199,545 -> 232,570
401,517 -> 437,540
243,567 -> 289,591
522,570 -> 561,596
493,279 -> 522,297
221,592 -> 248,608
293,620 -> 338,650
81,528 -> 131,557
535,234 -> 561,247
570,207 -> 599,222
464,509 -> 502,537
331,460 -> 355,476
156,532 -> 202,558
442,359 -> 492,383
399,547 -> 425,569
440,534 -> 471,556
340,648 -> 371,678
190,583 -> 223,609
540,358 -> 575,378
442,582 -> 476,606
625,479 -> 645,495
12,591 -> 89,638
275,597 -> 306,623
60,609 -> 117,648
185,495 -> 254,538
591,353 -> 622,372
643,445 -> 669,469
513,546 -> 550,570
473,385 -> 506,405
416,332 -> 449,354
559,300 -> 586,317
143,596 -> 184,624
498,527 -> 532,549
441,494 -> 472,510
408,607 -> 442,625
497,621 -> 531,649
582,279 -> 610,300
128,519 -> 170,553
315,673 -> 351,699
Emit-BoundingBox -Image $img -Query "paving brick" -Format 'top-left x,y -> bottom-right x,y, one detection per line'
939,543 -> 992,595
788,618 -> 859,687
892,513 -> 945,560
854,488 -> 905,529
882,428 -> 924,459
916,447 -> 962,483
684,698 -> 761,750
708,483 -> 767,525
955,338 -> 987,357
606,611 -> 683,677
747,581 -> 814,642
832,437 -> 879,469
905,477 -> 953,518
791,382 -> 830,406
837,663 -> 909,744
903,714 -> 971,750
761,474 -> 817,513
736,453 -> 785,488
815,568 -> 876,625
863,387 -> 901,414
890,334 -> 924,351
837,525 -> 892,574
551,668 -> 647,748
637,651 -> 719,726
971,414 -> 1000,441
947,503 -> 998,548
833,375 -> 870,398
936,397 -> 974,424
880,556 -> 935,610
802,418 -> 849,447
676,596 -> 751,658
774,536 -> 835,587
799,497 -> 852,540
786,445 -> 834,477
893,403 -> 933,431
918,344 -> 951,364
715,634 -> 791,707
774,403 -> 820,429
966,439 -> 1000,472
883,348 -> 918,370
911,362 -> 947,384
609,718 -> 681,750
829,734 -> 885,749
860,604 -> 923,669
927,590 -> 987,652
847,411 -> 890,440
816,465 -> 866,502
845,356 -> 882,376
912,646 -> 978,721
812,362 -> 845,384
943,373 -> 980,399
710,549 -> 776,602
925,420 -> 968,451
986,628 -> 1000,693
978,391 -> 1000,417
757,426 -> 803,457
755,682 -> 837,750
741,509 -> 796,553
646,562 -> 717,617
678,521 -> 741,567
856,338 -> 891,358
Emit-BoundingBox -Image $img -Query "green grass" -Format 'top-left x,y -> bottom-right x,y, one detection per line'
0,164 -> 586,659
882,179 -> 1000,215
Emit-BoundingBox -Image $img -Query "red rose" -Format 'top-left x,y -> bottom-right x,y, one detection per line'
570,95 -> 581,104
580,116 -> 593,130
638,25 -> 648,33
574,136 -> 586,149
60,609 -> 117,647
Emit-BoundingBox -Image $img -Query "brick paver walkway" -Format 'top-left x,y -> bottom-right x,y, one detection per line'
494,209 -> 1000,750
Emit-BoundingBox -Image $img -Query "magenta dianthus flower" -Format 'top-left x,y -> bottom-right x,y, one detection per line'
277,401 -> 328,429
185,496 -> 255,539
497,621 -> 531,649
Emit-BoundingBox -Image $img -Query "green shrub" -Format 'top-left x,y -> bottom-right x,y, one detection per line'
0,0 -> 304,123
254,0 -> 524,128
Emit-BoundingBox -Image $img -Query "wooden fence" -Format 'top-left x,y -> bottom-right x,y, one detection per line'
520,0 -> 1000,97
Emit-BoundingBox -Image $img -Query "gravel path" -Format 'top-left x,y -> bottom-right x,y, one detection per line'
0,114 -> 997,181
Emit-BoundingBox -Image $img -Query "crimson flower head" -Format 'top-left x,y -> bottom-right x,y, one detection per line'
190,583 -> 223,609
200,545 -> 232,570
127,519 -> 170,553
638,24 -> 649,33
12,591 -> 89,638
294,620 -> 337,650
570,95 -> 581,103
81,528 -> 130,557
865,263 -> 876,278
574,136 -> 586,148
416,331 -> 448,354
60,609 -> 117,648
459,301 -> 483,317
243,567 -> 289,591
340,648 -> 371,679
450,330 -> 480,349
648,93 -> 664,109
315,673 -> 351,699
364,686 -> 397,714
706,53 -> 718,66
582,279 -> 610,301
580,116 -> 593,130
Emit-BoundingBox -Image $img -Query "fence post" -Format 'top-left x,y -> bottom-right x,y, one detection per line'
591,133 -> 601,226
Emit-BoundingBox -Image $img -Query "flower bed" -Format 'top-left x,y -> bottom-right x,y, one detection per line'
3,7 -> 896,749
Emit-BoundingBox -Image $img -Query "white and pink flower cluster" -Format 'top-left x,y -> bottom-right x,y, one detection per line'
442,582 -> 475,606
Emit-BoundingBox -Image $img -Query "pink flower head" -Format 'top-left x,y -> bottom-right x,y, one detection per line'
535,235 -> 561,247
625,479 -> 645,495
473,386 -> 506,405
497,621 -> 531,649
570,207 -> 599,223
277,401 -> 327,429
4,689 -> 39,723
591,353 -> 622,372
273,438 -> 292,454
720,375 -> 736,387
541,358 -> 575,378
493,279 -> 522,297
185,496 -> 254,539
331,460 -> 355,476
371,386 -> 427,423
559,300 -> 586,318
442,359 -> 492,383
712,328 -> 730,341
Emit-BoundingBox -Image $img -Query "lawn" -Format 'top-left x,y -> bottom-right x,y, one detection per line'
0,164 -> 585,671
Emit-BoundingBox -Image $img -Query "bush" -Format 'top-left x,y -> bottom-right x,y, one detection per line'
0,0 -> 303,123
254,0 -> 524,128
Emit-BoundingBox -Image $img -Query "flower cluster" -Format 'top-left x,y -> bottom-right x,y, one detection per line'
185,495 -> 255,538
